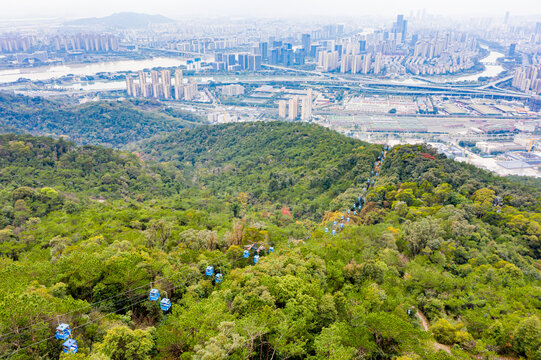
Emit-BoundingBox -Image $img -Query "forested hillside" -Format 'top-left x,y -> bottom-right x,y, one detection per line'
0,123 -> 540,360
0,92 -> 203,148
136,122 -> 383,218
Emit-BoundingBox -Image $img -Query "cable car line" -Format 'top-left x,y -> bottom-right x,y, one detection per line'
1,241 -> 276,357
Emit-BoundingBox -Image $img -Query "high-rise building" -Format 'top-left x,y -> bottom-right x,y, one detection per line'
374,53 -> 383,74
139,71 -> 148,98
507,43 -> 516,57
352,55 -> 363,74
150,70 -> 160,98
248,55 -> 262,71
151,70 -> 159,85
288,96 -> 299,120
125,76 -> 134,96
174,69 -> 184,100
302,34 -> 311,55
301,90 -> 312,120
319,51 -> 339,71
237,54 -> 249,70
259,42 -> 268,60
184,80 -> 198,101
392,14 -> 407,43
362,53 -> 372,74
359,40 -> 366,53
161,70 -> 172,99
278,100 -> 287,118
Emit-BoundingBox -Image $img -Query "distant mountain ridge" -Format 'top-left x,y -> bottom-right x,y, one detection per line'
64,12 -> 175,29
0,92 -> 202,148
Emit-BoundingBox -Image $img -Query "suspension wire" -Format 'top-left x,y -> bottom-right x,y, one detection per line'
2,280 -> 195,359
0,285 -> 150,345
0,242 -> 270,345
0,294 -> 150,359
0,281 -> 152,342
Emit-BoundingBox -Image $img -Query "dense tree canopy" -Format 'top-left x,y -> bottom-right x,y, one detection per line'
0,92 -> 203,148
0,123 -> 540,360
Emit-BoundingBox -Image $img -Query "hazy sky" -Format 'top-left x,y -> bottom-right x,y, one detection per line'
1,0 -> 540,20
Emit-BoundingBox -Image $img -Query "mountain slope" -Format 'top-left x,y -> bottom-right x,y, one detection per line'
0,92 -> 202,147
136,122 -> 383,218
64,12 -> 175,29
0,128 -> 540,360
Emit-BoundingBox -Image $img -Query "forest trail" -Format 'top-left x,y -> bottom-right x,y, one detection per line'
416,311 -> 519,360
415,310 -> 452,354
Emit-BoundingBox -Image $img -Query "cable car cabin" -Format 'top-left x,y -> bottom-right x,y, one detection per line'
243,249 -> 250,258
149,288 -> 160,301
55,324 -> 71,340
353,211 -> 357,215
333,221 -> 337,226
205,266 -> 214,276
160,298 -> 172,311
347,217 -> 350,222
62,339 -> 78,354
332,229 -> 336,235
372,180 -> 375,184
254,255 -> 260,264
340,215 -> 344,220
340,223 -> 344,229
269,246 -> 274,253
324,227 -> 329,233
215,273 -> 223,283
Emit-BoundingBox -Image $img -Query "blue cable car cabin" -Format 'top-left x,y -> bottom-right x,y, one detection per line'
324,227 -> 329,233
215,273 -> 223,283
62,339 -> 78,354
55,324 -> 71,340
332,229 -> 336,235
340,223 -> 344,229
254,255 -> 260,264
269,246 -> 274,253
243,250 -> 250,258
347,217 -> 350,222
160,298 -> 172,311
333,221 -> 337,226
149,288 -> 160,301
353,211 -> 356,215
205,266 -> 214,276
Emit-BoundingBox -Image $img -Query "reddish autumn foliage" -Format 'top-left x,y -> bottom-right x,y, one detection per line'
421,153 -> 436,160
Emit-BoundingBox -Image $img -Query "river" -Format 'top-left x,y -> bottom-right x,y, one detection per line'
0,47 -> 507,91
0,57 -> 187,84
431,47 -> 505,83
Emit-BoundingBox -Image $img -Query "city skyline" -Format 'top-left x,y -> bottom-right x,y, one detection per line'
1,0 -> 541,20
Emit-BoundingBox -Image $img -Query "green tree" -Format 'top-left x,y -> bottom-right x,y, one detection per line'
96,325 -> 155,360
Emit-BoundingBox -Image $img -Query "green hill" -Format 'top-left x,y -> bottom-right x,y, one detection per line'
0,125 -> 540,360
136,122 -> 383,218
0,92 -> 203,148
